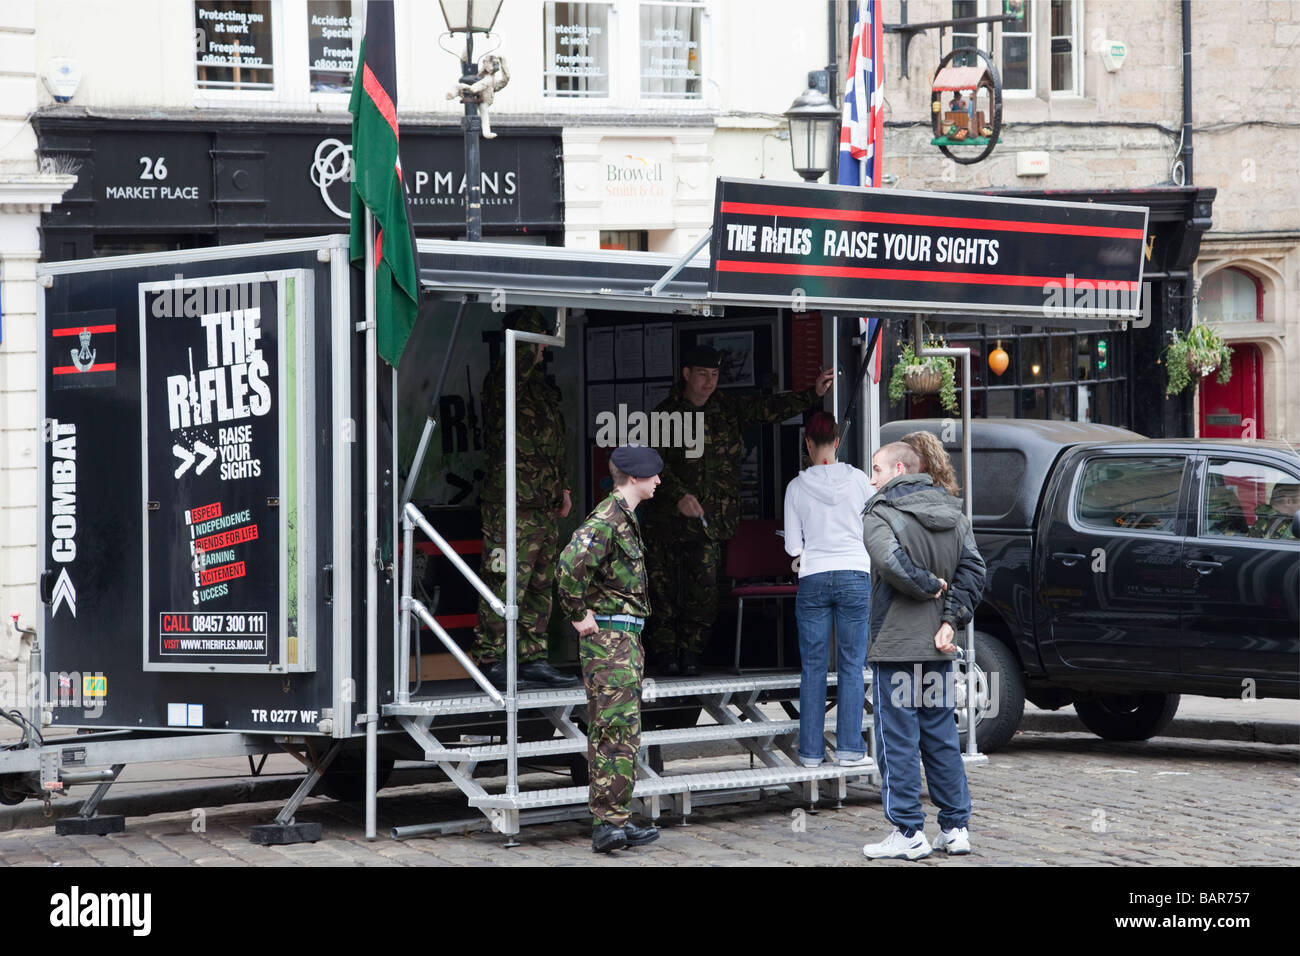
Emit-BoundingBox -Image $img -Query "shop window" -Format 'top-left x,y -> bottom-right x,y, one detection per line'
1050,385 -> 1072,420
1020,336 -> 1046,383
1199,267 -> 1262,323
195,1 -> 275,91
543,2 -> 612,97
640,2 -> 704,99
600,230 -> 648,250
307,0 -> 358,93
1050,333 -> 1073,382
987,389 -> 1015,418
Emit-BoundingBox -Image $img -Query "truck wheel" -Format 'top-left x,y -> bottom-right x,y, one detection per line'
956,632 -> 1025,753
1074,693 -> 1180,741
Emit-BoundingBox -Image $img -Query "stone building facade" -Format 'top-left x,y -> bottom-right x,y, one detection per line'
869,0 -> 1298,445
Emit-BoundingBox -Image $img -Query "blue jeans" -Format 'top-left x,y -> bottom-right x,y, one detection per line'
794,570 -> 870,762
871,660 -> 971,834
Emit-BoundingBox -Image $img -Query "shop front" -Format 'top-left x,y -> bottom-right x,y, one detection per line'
34,114 -> 565,261
880,186 -> 1216,439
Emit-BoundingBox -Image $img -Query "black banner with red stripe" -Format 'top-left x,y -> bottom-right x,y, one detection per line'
708,178 -> 1148,320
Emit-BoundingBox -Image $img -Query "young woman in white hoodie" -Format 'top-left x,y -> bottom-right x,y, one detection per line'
783,412 -> 874,767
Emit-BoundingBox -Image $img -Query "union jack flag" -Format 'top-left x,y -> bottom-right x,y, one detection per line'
838,0 -> 884,188
840,1 -> 885,383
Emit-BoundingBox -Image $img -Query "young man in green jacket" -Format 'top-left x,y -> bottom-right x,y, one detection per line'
556,445 -> 663,853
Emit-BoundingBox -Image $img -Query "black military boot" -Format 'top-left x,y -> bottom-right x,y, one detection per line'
680,650 -> 700,677
518,659 -> 580,687
622,820 -> 660,847
482,661 -> 509,690
592,823 -> 628,854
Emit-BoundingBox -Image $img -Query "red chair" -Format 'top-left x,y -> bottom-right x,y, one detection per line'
726,518 -> 799,673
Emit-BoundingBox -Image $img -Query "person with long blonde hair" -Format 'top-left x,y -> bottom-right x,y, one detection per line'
900,430 -> 959,496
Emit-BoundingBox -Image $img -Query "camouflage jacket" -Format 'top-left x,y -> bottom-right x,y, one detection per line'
556,490 -> 651,621
642,382 -> 820,541
480,350 -> 566,509
1249,503 -> 1296,539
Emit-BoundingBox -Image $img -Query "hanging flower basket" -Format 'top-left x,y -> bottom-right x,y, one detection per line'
889,340 -> 959,413
1164,324 -> 1233,397
1185,352 -> 1220,379
905,366 -> 944,394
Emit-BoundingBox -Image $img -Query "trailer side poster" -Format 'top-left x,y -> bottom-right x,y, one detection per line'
139,276 -> 289,672
708,177 -> 1148,319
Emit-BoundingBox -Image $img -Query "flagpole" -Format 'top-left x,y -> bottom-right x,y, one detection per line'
364,209 -> 379,842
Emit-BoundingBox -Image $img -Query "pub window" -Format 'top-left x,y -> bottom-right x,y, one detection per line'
307,0 -> 358,93
949,1 -> 1080,95
640,1 -> 704,99
195,1 -> 275,91
1199,267 -> 1263,323
543,2 -> 611,97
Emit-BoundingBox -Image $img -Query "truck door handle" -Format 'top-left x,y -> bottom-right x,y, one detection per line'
1186,559 -> 1223,575
1052,552 -> 1087,566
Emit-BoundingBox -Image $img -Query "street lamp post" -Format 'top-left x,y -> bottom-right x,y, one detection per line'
784,82 -> 841,183
439,1 -> 504,241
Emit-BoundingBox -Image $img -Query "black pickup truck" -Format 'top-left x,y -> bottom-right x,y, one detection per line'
879,419 -> 1300,751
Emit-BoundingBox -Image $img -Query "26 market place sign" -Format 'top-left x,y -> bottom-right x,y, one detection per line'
708,178 -> 1149,320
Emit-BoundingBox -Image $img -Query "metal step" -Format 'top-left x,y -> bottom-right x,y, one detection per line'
414,715 -> 876,762
468,761 -> 876,811
384,669 -> 860,718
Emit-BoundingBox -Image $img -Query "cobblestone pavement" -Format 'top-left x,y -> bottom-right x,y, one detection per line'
0,728 -> 1294,867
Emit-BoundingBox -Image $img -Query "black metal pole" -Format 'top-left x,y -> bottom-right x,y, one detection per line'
461,31 -> 483,241
1180,0 -> 1193,185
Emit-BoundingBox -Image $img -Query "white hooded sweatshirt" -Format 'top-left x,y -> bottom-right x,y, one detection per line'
783,462 -> 874,578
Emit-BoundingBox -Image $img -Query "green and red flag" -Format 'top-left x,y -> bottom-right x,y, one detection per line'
349,1 -> 420,367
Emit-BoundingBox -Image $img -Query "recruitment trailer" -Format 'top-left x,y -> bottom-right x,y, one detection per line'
1,178 -> 1145,844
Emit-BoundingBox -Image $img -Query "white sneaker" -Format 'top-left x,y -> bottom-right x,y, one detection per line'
799,756 -> 824,768
836,753 -> 871,767
862,828 -> 932,860
934,826 -> 971,855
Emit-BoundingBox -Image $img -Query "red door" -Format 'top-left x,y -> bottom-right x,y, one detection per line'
1199,343 -> 1263,439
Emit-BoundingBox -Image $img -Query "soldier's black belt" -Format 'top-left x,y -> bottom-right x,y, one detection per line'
593,615 -> 645,634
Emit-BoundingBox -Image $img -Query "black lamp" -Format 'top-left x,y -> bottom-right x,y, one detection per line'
439,1 -> 505,240
784,86 -> 840,183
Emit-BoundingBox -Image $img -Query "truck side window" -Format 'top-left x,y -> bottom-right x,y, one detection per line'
1202,459 -> 1300,540
1076,457 -> 1184,534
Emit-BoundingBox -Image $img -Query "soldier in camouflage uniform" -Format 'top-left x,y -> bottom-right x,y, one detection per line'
556,444 -> 663,853
641,345 -> 833,674
472,307 -> 578,688
1249,482 -> 1299,539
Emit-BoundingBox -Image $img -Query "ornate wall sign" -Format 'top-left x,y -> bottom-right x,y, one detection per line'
930,47 -> 1002,165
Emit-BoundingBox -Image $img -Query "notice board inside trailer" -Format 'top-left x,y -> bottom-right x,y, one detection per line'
40,237 -> 358,735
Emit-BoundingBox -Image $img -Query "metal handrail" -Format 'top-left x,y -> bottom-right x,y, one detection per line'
399,502 -> 506,707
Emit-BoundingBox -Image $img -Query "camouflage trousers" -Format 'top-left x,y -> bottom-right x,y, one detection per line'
581,626 -> 644,825
472,502 -> 558,665
645,524 -> 723,655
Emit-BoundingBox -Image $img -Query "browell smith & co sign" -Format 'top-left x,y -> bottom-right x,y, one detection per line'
708,178 -> 1148,320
